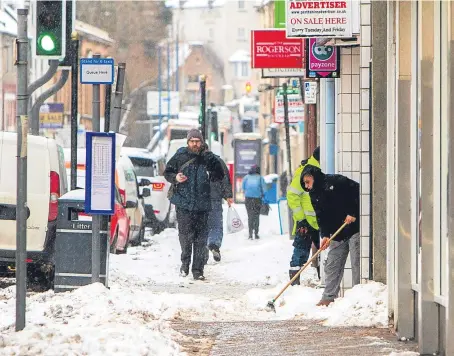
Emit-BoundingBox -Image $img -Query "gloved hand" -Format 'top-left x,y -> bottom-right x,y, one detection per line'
296,220 -> 311,236
199,143 -> 209,155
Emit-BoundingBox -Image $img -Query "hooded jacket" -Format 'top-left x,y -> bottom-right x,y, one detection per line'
242,166 -> 267,199
164,147 -> 224,212
301,165 -> 360,241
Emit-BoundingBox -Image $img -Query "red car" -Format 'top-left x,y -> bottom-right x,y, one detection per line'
110,187 -> 130,254
78,187 -> 130,254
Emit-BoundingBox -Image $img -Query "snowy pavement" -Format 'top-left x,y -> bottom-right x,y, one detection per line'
0,204 -> 418,355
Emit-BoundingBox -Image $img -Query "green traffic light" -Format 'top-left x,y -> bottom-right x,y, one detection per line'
38,33 -> 56,53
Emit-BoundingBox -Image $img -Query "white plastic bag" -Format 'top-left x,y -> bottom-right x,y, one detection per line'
226,207 -> 244,234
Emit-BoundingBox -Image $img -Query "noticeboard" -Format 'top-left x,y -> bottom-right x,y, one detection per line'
85,132 -> 116,215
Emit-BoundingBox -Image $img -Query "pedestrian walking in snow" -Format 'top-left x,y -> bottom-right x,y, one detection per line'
164,129 -> 224,280
205,154 -> 233,263
286,147 -> 321,285
301,165 -> 360,306
242,166 -> 267,239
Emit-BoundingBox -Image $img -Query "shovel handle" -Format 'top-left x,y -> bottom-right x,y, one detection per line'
271,222 -> 349,303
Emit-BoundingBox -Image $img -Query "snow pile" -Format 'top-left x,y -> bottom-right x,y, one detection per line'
245,281 -> 388,327
0,284 -> 184,356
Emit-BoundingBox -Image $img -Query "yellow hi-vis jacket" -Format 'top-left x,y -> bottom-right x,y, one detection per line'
286,155 -> 320,234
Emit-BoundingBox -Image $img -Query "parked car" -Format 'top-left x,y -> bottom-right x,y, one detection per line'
77,186 -> 131,254
0,132 -> 68,288
121,147 -> 175,234
116,154 -> 146,245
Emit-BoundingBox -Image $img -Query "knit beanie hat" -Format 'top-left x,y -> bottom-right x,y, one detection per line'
187,129 -> 204,142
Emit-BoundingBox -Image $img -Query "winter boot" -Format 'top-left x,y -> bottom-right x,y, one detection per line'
289,269 -> 301,286
180,266 -> 189,277
255,234 -> 260,239
212,248 -> 221,262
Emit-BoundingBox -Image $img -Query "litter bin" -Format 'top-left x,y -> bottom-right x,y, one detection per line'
54,189 -> 109,293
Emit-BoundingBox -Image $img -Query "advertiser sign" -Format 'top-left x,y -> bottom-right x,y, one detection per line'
306,38 -> 340,78
39,103 -> 64,129
286,0 -> 353,38
251,30 -> 304,69
274,88 -> 304,124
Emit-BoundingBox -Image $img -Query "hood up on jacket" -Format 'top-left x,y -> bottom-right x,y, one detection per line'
301,165 -> 325,192
249,165 -> 261,175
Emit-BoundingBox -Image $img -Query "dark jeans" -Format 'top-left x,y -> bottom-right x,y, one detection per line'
176,208 -> 209,277
290,247 -> 311,268
207,200 -> 223,249
245,197 -> 261,237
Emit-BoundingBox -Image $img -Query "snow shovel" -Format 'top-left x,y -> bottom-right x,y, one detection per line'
265,221 -> 349,313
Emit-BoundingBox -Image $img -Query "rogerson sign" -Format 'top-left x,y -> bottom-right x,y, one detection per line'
286,0 -> 353,38
251,29 -> 305,69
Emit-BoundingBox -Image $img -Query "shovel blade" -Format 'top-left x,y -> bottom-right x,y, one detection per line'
265,301 -> 276,313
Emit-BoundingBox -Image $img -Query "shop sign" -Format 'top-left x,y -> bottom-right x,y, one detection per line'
306,38 -> 340,78
251,30 -> 304,69
274,88 -> 304,124
39,103 -> 64,129
286,0 -> 353,38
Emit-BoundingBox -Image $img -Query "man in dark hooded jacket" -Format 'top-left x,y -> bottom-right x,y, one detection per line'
164,129 -> 224,280
301,165 -> 360,306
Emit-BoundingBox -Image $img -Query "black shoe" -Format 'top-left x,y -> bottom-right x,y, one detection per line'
289,269 -> 301,286
211,248 -> 221,262
255,234 -> 260,239
248,234 -> 253,240
193,274 -> 206,281
180,266 -> 189,277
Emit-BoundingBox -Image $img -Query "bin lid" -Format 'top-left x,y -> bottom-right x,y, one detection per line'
264,174 -> 279,184
59,189 -> 86,202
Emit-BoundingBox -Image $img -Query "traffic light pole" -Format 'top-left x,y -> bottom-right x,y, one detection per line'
199,75 -> 207,139
111,63 -> 126,132
29,70 -> 69,135
15,8 -> 29,332
70,32 -> 79,190
282,83 -> 294,240
27,60 -> 60,135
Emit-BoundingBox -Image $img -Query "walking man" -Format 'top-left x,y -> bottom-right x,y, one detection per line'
286,147 -> 321,285
301,165 -> 360,306
206,154 -> 233,262
164,129 -> 224,280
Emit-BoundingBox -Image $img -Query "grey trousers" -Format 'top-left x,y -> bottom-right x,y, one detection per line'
322,232 -> 360,301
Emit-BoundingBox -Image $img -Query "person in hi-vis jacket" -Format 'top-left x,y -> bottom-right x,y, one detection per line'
286,147 -> 321,285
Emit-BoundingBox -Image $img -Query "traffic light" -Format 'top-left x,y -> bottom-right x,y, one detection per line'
34,0 -> 66,59
209,110 -> 219,141
245,82 -> 252,94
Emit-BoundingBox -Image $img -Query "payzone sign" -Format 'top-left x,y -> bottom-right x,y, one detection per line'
306,38 -> 340,78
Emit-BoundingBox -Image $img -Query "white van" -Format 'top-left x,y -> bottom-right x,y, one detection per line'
0,132 -> 68,285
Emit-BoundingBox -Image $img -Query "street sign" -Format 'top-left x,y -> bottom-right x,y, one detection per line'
274,89 -> 304,124
147,91 -> 180,117
85,132 -> 115,215
304,82 -> 317,104
80,58 -> 114,84
39,102 -> 64,129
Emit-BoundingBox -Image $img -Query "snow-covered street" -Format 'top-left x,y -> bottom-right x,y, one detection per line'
0,205 -> 418,355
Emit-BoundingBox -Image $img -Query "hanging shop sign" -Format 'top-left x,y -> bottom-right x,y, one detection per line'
274,88 -> 304,124
251,30 -> 304,69
285,0 -> 353,38
305,38 -> 341,78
